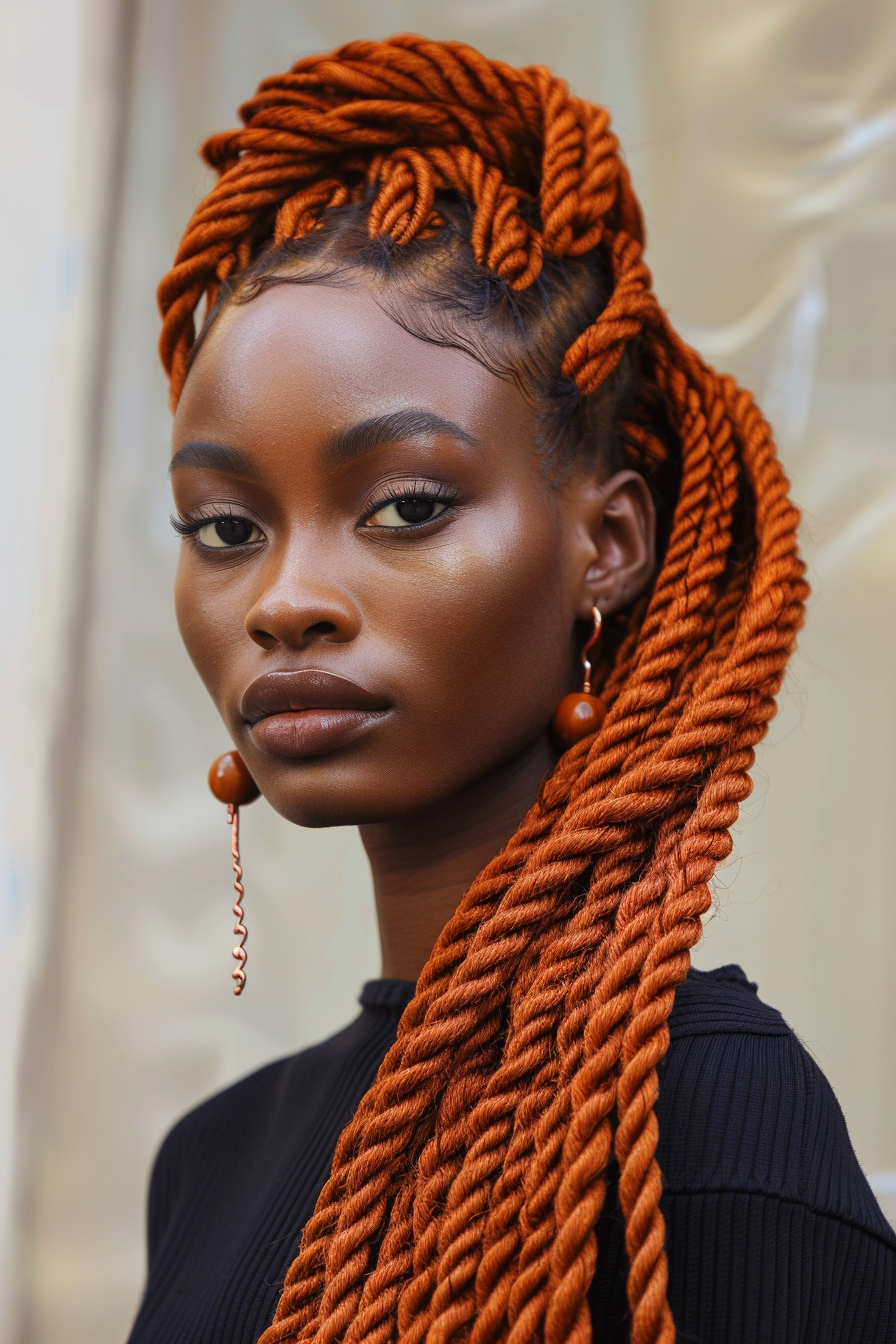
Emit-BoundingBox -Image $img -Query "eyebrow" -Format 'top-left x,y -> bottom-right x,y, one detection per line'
169,441 -> 260,480
168,410 -> 479,480
324,409 -> 479,466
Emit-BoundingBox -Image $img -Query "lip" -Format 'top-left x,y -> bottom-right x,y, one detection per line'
241,669 -> 391,759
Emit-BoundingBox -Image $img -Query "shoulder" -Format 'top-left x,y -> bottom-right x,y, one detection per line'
151,1053 -> 286,1186
144,983 -> 411,1255
147,1009 -> 366,1220
660,964 -> 896,1249
669,962 -> 787,1037
145,1047 -> 299,1251
156,1007 -> 370,1164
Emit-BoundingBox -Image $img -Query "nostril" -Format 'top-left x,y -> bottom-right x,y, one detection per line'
246,608 -> 349,650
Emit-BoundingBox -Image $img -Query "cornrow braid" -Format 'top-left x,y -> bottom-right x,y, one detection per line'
158,34 -> 807,1344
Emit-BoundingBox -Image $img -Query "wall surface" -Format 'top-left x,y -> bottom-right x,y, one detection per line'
0,0 -> 130,1336
3,2 -> 895,1342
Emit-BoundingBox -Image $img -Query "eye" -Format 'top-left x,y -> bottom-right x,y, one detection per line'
195,516 -> 262,548
366,496 -> 450,529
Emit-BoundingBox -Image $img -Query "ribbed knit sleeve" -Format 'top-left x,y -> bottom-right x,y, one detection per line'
663,1191 -> 893,1341
588,968 -> 896,1342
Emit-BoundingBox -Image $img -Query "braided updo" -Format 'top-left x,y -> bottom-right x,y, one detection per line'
158,35 -> 807,1344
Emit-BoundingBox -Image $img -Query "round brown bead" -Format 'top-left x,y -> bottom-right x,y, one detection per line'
208,751 -> 260,807
551,692 -> 607,749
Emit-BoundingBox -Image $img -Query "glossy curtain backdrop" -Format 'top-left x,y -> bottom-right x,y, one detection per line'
5,2 -> 895,1342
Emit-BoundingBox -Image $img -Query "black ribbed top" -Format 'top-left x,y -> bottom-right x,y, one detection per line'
127,967 -> 895,1342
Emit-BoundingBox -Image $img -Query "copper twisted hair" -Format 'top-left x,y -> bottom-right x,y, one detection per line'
159,34 -> 807,1344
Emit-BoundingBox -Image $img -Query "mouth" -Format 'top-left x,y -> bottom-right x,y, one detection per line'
240,668 -> 391,760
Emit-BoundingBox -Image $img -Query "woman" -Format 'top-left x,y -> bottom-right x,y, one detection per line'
129,34 -> 894,1344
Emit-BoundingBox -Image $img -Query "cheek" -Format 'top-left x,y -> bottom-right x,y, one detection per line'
372,503 -> 572,754
174,554 -> 244,705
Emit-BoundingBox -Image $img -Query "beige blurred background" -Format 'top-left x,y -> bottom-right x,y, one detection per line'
2,0 -> 895,1340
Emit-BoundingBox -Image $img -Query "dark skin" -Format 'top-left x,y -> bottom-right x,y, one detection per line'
171,282 -> 656,981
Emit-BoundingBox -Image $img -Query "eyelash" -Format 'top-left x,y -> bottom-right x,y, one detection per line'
170,481 -> 459,549
362,480 -> 459,528
170,507 -> 262,543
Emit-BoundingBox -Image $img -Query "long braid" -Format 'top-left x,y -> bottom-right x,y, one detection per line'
158,35 -> 808,1344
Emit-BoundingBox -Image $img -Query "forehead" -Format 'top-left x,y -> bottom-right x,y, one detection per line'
173,282 -> 534,452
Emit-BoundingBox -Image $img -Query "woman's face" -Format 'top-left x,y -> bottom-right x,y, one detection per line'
171,281 -> 645,827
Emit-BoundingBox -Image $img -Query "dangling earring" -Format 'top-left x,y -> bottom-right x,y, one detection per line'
552,606 -> 608,749
208,751 -> 260,996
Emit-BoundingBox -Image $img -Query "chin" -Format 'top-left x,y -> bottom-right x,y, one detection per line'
267,792 -> 402,829
254,763 -> 446,829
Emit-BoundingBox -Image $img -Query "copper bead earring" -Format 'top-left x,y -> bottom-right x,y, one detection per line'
552,606 -> 608,749
208,751 -> 260,995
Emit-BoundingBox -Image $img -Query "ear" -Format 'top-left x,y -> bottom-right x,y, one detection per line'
565,469 -> 656,620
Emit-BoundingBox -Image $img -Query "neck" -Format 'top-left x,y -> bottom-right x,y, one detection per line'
359,735 -> 557,982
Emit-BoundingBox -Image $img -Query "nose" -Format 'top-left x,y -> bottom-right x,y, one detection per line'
244,548 -> 362,651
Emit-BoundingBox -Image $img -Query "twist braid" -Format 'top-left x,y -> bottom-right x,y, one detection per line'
158,34 -> 808,1344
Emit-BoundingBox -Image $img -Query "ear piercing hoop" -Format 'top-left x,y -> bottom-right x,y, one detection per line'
552,606 -> 608,748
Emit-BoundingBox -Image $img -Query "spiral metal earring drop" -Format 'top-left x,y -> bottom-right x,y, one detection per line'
552,606 -> 608,748
208,751 -> 260,995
